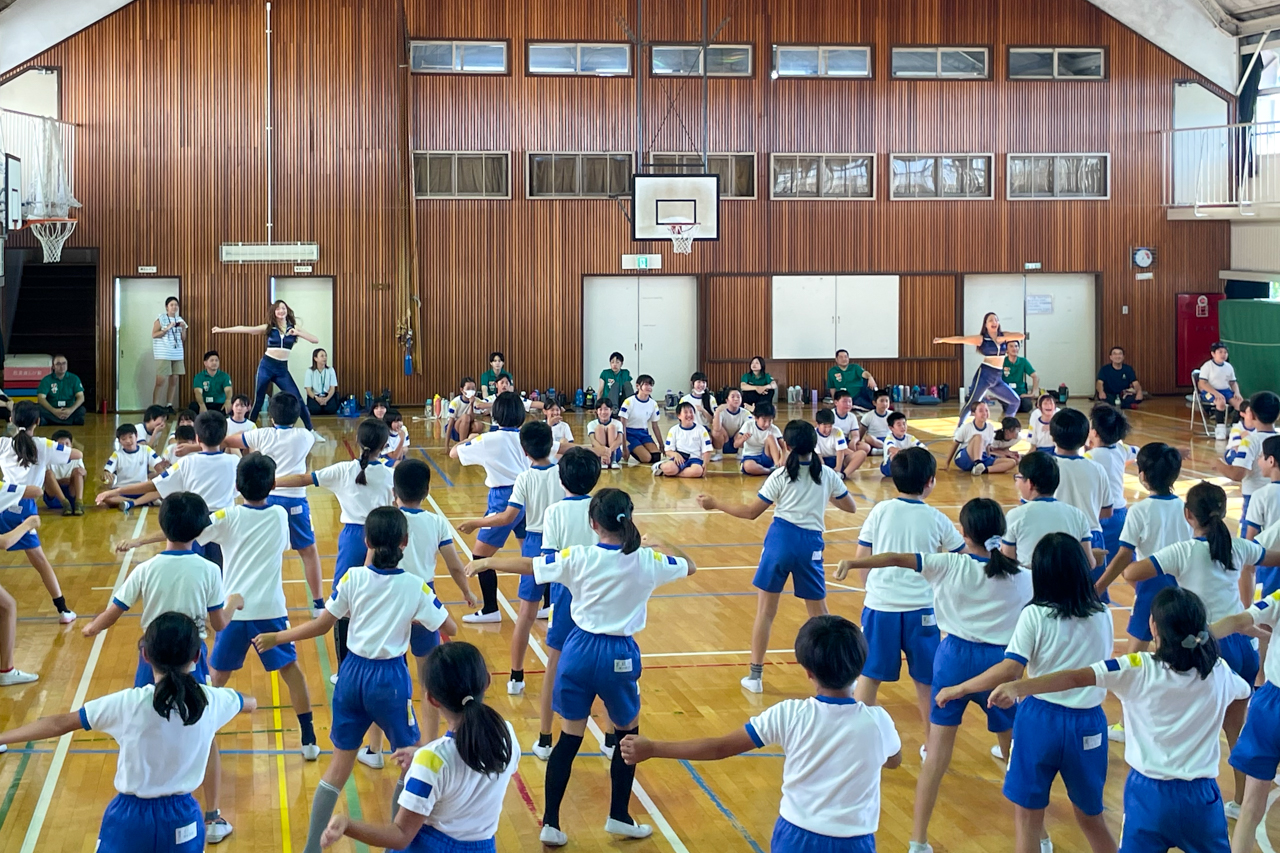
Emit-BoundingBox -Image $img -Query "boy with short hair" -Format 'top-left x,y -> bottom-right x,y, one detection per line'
165,424 -> 197,466
710,389 -> 751,462
587,399 -> 624,469
659,402 -> 713,478
859,389 -> 894,451
1086,403 -> 1138,561
679,372 -> 715,430
735,401 -> 783,476
1049,407 -> 1112,569
1215,391 -> 1280,536
878,412 -> 923,477
226,394 -> 254,443
192,350 -> 233,414
854,447 -> 963,747
618,375 -> 664,464
1198,341 -> 1244,438
620,616 -> 903,852
100,424 -> 165,512
830,390 -> 862,449
43,429 -> 86,516
945,401 -> 1016,476
815,408 -> 850,473
1001,452 -> 1096,569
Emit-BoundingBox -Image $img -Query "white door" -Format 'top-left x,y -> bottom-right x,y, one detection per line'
772,275 -> 836,360
115,277 -> 181,412
835,275 -> 900,359
582,276 -> 640,390
962,273 -> 1096,397
636,276 -> 698,394
270,277 -> 334,395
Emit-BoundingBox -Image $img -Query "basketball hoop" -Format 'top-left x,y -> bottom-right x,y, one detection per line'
24,218 -> 77,263
666,222 -> 698,255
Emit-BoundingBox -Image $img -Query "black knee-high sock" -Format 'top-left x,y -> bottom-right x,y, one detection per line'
478,569 -> 499,614
542,585 -> 552,608
334,617 -> 350,663
543,732 -> 583,829
609,727 -> 640,823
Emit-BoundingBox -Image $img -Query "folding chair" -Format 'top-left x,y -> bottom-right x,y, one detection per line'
1189,369 -> 1216,437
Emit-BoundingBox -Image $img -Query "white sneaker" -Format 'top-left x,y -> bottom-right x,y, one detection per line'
907,842 -> 934,853
356,746 -> 385,769
1107,723 -> 1125,743
540,825 -> 569,846
601,741 -> 616,760
1225,800 -> 1242,821
57,610 -> 77,625
919,744 -> 927,761
507,679 -> 525,696
991,743 -> 1007,762
462,610 -> 501,624
711,453 -> 723,462
536,606 -> 551,620
1216,423 -> 1228,440
971,462 -> 987,476
531,738 -> 552,761
0,744 -> 6,754
604,818 -> 653,839
1040,837 -> 1053,853
0,668 -> 38,686
206,817 -> 234,844
312,430 -> 328,443
301,743 -> 320,761
740,675 -> 763,694
329,672 -> 338,685
651,462 -> 663,475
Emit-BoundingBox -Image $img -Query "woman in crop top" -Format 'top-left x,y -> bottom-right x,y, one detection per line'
934,312 -> 1026,422
212,299 -> 320,432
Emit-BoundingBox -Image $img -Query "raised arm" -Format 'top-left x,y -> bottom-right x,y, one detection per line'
641,538 -> 697,576
273,474 -> 314,490
288,326 -> 320,344
996,332 -> 1026,344
0,712 -> 84,746
835,553 -> 918,578
696,493 -> 770,520
1210,610 -> 1258,639
212,324 -> 268,335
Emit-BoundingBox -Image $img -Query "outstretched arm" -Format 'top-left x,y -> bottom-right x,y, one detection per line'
934,659 -> 1024,706
0,712 -> 83,746
273,474 -> 314,490
465,556 -> 536,577
835,553 -> 917,578
253,610 -> 336,651
457,506 -> 519,534
1122,558 -> 1157,583
696,494 -> 770,520
933,335 -> 982,346
212,324 -> 268,334
988,667 -> 1096,708
621,729 -> 757,764
321,810 -> 426,852
287,326 -> 320,344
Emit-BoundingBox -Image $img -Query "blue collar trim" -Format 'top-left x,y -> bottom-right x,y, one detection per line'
243,503 -> 271,510
896,498 -> 924,504
532,463 -> 556,470
199,450 -> 225,456
367,566 -> 404,576
401,507 -> 426,514
1054,452 -> 1084,460
596,543 -> 622,551
565,495 -> 591,501
1032,497 -> 1057,503
814,696 -> 859,706
1150,494 -> 1179,500
161,549 -> 195,556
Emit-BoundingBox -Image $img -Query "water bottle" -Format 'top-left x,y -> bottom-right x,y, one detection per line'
810,389 -> 818,404
574,388 -> 585,407
531,389 -> 541,402
548,387 -> 556,404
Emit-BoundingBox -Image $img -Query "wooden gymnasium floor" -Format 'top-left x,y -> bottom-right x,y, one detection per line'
1,396 -> 1278,853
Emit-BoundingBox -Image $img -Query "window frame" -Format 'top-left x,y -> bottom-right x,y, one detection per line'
647,152 -> 758,200
888,153 -> 996,201
768,152 -> 878,201
407,39 -> 512,76
525,41 -> 634,77
412,151 -> 512,200
1007,46 -> 1107,81
890,45 -> 991,80
769,44 -> 874,79
524,151 -> 637,199
1005,152 -> 1111,200
649,43 -> 755,77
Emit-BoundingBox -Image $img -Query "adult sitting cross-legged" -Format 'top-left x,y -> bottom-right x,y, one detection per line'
1095,346 -> 1143,410
37,354 -> 86,426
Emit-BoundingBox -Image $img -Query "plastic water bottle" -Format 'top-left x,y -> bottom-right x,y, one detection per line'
575,388 -> 585,407
548,387 -> 556,404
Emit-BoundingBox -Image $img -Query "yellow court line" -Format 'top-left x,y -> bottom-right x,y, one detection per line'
271,671 -> 293,853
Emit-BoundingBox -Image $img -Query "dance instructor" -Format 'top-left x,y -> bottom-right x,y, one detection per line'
212,299 -> 323,438
933,312 -> 1026,421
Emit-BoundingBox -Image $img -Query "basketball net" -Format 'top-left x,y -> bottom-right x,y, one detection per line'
667,222 -> 697,255
26,218 -> 77,263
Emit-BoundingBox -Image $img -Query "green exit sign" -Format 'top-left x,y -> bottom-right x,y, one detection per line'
622,254 -> 663,271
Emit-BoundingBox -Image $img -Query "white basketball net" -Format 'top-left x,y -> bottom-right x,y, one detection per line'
29,219 -> 76,263
667,222 -> 697,254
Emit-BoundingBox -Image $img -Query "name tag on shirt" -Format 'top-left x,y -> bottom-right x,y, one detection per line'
922,613 -> 937,627
206,396 -> 216,403
176,822 -> 198,844
1083,734 -> 1102,751
614,658 -> 633,673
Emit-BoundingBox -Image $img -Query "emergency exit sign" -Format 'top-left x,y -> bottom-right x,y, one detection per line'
622,254 -> 663,270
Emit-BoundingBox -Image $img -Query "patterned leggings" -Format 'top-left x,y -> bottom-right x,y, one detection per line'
958,363 -> 1021,421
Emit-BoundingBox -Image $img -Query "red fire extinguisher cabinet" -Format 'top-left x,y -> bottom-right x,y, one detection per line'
1176,293 -> 1225,387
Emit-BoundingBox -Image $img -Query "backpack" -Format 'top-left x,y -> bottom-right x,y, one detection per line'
337,396 -> 361,418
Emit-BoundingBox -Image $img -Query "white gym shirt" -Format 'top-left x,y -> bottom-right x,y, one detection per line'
197,504 -> 290,621
534,544 -> 688,635
859,498 -> 963,612
326,566 -> 449,659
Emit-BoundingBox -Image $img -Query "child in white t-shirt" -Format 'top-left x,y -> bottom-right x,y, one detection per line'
545,399 -> 574,458
877,412 -> 923,478
658,402 -> 713,478
859,389 -> 893,451
814,408 -> 850,473
679,372 -> 716,430
620,616 -> 902,851
1027,393 -> 1057,452
1198,342 -> 1243,438
1214,391 -> 1280,537
710,390 -> 751,462
1244,434 -> 1280,594
382,408 -> 410,463
1001,452 -> 1096,570
734,402 -> 784,476
618,376 -> 664,464
44,429 -> 86,515
945,402 -> 1016,476
1086,402 -> 1138,564
444,377 -> 484,449
586,399 -> 624,469
1048,407 -> 1112,560
100,424 -> 165,511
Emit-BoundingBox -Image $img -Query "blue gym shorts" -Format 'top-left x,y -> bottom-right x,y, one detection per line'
930,636 -> 1016,731
97,793 -> 204,853
330,653 -> 419,751
626,427 -> 655,451
769,816 -> 875,853
860,607 -> 939,684
333,522 -> 367,591
1219,632 -> 1260,686
1127,574 -> 1178,641
210,618 -> 296,672
545,583 -> 577,652
753,518 -> 826,600
1231,681 -> 1280,781
740,453 -> 775,474
954,449 -> 995,472
1101,507 -> 1127,564
136,643 -> 209,687
0,497 -> 39,551
517,532 -> 547,602
266,494 -> 316,550
1120,770 -> 1230,853
410,622 -> 441,658
476,485 -> 526,548
878,458 -> 892,477
1003,696 -> 1107,814
554,628 -> 641,726
396,824 -> 497,853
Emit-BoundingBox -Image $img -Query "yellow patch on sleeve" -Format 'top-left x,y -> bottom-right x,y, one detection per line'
421,582 -> 432,595
1124,653 -> 1143,668
560,548 -> 570,559
412,748 -> 445,773
1268,591 -> 1280,603
213,509 -> 228,521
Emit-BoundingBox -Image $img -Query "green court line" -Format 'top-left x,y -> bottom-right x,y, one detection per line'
0,743 -> 33,833
315,636 -> 370,853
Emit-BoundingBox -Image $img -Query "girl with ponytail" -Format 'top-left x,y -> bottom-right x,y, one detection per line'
274,417 -> 393,664
1124,481 -> 1280,816
697,419 -> 857,694
320,641 -> 520,851
0,612 -> 255,853
464,487 -> 696,846
0,400 -> 83,622
835,497 -> 1032,851
254,506 -> 457,853
989,587 -> 1250,853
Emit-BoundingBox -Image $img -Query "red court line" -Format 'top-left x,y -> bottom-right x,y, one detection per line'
512,771 -> 541,821
488,659 -> 800,677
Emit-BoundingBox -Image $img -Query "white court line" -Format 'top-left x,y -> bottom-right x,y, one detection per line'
20,508 -> 149,853
427,494 -> 690,853
642,649 -> 794,659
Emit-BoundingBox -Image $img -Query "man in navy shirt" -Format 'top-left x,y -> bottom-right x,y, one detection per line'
1095,346 -> 1142,409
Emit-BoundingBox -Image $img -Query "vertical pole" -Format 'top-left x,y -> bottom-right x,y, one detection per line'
266,1 -> 274,245
701,0 -> 708,170
636,0 -> 644,172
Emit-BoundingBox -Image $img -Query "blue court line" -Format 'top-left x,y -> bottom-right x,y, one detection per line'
679,759 -> 766,853
418,448 -> 454,488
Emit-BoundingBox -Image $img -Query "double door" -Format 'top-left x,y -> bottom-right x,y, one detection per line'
582,276 -> 697,395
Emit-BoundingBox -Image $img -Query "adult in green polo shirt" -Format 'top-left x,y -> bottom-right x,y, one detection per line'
826,349 -> 877,409
740,355 -> 778,407
1002,339 -> 1039,413
596,351 -> 634,408
479,351 -> 511,397
37,354 -> 86,425
191,349 -> 234,414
